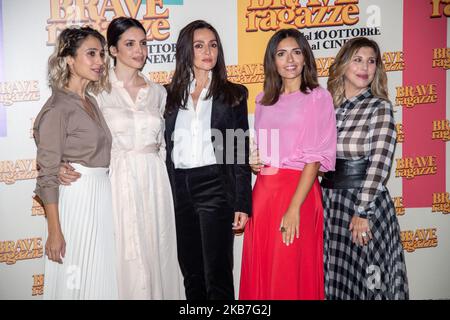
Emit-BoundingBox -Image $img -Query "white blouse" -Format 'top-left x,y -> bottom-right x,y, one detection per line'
173,74 -> 216,169
96,69 -> 167,161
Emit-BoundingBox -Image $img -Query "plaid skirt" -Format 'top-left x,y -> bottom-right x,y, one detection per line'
322,188 -> 409,300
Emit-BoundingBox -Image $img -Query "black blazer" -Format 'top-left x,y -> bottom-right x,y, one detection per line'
164,83 -> 252,216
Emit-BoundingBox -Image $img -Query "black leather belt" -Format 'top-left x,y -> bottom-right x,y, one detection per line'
321,158 -> 368,189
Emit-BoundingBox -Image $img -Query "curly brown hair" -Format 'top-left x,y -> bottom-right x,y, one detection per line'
48,26 -> 111,95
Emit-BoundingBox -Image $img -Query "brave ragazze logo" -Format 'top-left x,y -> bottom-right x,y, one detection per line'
431,0 -> 450,18
395,156 -> 437,179
432,192 -> 450,214
432,119 -> 450,141
393,196 -> 405,216
0,81 -> 40,106
32,274 -> 44,296
46,0 -> 174,45
0,159 -> 38,185
395,84 -> 438,108
432,48 -> 450,70
245,0 -> 360,32
401,228 -> 438,253
395,124 -> 404,143
0,238 -> 44,265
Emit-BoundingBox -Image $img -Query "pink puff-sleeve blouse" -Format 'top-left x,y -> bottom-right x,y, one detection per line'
254,86 -> 336,172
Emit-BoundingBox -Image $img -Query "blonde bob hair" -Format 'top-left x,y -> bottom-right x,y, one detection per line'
48,26 -> 110,95
327,37 -> 388,107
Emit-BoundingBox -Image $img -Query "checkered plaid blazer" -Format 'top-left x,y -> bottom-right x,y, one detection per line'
335,88 -> 396,218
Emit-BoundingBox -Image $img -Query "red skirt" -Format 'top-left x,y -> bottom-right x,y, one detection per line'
239,167 -> 324,300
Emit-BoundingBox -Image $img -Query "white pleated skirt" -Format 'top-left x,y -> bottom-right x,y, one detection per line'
43,164 -> 118,300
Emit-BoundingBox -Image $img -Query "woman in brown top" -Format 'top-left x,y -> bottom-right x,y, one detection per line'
33,26 -> 118,299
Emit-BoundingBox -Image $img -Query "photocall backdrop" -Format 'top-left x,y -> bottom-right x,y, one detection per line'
0,0 -> 449,299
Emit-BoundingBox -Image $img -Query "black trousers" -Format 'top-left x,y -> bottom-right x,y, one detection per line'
174,164 -> 235,300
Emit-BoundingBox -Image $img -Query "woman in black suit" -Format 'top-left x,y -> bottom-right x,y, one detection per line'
164,20 -> 252,300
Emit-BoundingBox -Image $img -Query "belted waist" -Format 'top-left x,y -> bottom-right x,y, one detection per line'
321,158 -> 368,189
175,164 -> 221,177
112,144 -> 160,156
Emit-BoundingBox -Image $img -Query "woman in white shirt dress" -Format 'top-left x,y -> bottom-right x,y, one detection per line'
59,17 -> 183,299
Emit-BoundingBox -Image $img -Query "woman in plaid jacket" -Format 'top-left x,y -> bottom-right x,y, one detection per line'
321,37 -> 409,299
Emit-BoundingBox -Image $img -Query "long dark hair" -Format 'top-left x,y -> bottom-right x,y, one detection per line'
261,28 -> 318,106
107,17 -> 146,66
165,20 -> 245,115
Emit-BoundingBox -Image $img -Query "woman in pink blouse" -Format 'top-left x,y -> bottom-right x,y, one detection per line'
239,28 -> 336,300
